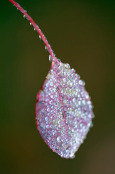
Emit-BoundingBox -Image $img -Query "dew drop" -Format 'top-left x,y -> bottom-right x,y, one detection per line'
49,55 -> 52,61
39,35 -> 41,39
57,136 -> 61,143
45,46 -> 49,51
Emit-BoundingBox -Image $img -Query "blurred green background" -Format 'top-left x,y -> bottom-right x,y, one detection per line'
0,0 -> 115,174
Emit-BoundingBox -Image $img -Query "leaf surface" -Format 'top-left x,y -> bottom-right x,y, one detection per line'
36,60 -> 94,158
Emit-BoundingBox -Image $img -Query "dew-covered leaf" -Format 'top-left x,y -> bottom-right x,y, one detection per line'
9,0 -> 94,159
35,60 -> 94,159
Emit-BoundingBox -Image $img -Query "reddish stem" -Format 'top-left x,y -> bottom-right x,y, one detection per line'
9,0 -> 59,63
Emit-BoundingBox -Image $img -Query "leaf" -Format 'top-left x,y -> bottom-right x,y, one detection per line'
35,60 -> 94,158
9,0 -> 94,159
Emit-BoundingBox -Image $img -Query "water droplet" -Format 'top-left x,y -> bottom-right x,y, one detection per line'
39,35 -> 41,39
49,55 -> 52,61
72,98 -> 76,103
70,153 -> 75,158
79,80 -> 85,86
40,123 -> 46,129
50,82 -> 53,86
72,68 -> 75,72
45,46 -> 48,51
64,63 -> 70,69
57,136 -> 61,142
45,117 -> 48,122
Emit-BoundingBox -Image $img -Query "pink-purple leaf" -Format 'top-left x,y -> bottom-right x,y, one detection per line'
35,59 -> 94,158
